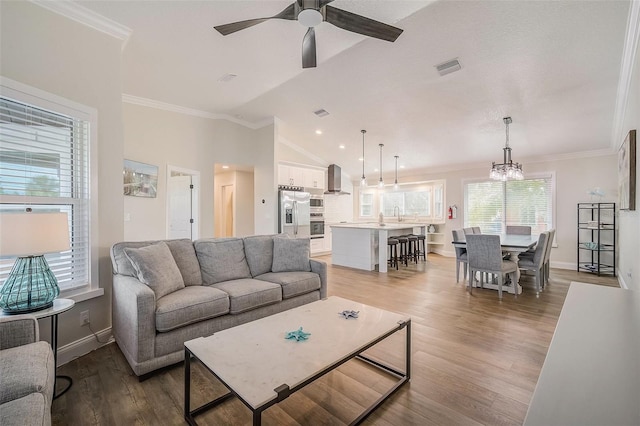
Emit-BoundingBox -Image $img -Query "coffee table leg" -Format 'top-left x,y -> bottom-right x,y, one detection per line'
184,347 -> 194,426
253,409 -> 262,426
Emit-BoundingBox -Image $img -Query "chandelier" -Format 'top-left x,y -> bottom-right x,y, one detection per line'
490,117 -> 523,181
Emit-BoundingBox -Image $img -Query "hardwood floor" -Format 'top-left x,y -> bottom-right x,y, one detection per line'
52,254 -> 618,425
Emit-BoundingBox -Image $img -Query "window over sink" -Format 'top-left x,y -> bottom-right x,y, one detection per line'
358,180 -> 445,223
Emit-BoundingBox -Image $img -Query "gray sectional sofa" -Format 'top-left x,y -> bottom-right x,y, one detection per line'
0,315 -> 55,426
110,235 -> 327,378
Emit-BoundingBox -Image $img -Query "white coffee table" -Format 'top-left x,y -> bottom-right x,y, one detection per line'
184,296 -> 411,425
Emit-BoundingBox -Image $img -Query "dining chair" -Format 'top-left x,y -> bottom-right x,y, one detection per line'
472,226 -> 481,234
517,231 -> 549,295
463,228 -> 474,235
465,234 -> 518,300
452,229 -> 468,283
543,229 -> 555,285
506,225 -> 532,235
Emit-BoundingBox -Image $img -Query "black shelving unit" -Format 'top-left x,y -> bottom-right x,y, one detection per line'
577,202 -> 616,276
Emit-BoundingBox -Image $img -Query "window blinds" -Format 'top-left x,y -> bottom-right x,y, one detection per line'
0,97 -> 90,291
464,176 -> 553,234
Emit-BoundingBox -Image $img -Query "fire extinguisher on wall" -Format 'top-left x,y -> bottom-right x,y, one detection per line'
448,205 -> 457,220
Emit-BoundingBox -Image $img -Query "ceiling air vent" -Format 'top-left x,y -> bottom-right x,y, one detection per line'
435,58 -> 461,76
313,109 -> 330,117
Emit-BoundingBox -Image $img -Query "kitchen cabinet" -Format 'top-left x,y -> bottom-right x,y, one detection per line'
304,169 -> 325,189
278,163 -> 325,189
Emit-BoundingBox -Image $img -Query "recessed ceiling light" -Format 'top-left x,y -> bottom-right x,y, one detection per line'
400,165 -> 405,169
374,168 -> 379,172
222,165 -> 229,169
358,157 -> 364,162
315,130 -> 322,135
339,145 -> 345,149
218,73 -> 237,83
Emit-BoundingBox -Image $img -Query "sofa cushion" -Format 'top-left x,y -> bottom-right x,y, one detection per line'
195,238 -> 252,284
0,341 -> 54,405
155,286 -> 229,332
272,237 -> 311,272
124,242 -> 185,299
243,235 -> 275,277
165,239 -> 202,286
0,393 -> 50,426
255,272 -> 321,299
211,278 -> 282,314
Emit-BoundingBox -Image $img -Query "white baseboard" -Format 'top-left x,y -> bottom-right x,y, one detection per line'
617,272 -> 629,289
58,327 -> 114,366
549,261 -> 575,270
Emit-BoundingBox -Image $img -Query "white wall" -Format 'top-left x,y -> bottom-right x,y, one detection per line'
0,2 -> 124,346
617,21 -> 640,291
123,103 -> 276,240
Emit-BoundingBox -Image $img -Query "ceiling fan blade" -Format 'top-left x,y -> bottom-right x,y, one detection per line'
325,5 -> 403,42
302,27 -> 317,68
214,3 -> 297,36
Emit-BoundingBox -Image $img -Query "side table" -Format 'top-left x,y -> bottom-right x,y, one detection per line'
1,298 -> 75,399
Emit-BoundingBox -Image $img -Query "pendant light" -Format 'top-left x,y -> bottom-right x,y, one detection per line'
360,130 -> 367,187
393,155 -> 399,191
378,144 -> 384,188
490,117 -> 523,181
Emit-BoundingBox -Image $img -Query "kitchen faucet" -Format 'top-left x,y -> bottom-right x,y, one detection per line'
393,206 -> 403,222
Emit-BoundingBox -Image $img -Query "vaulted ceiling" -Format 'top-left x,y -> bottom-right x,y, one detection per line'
78,0 -> 631,178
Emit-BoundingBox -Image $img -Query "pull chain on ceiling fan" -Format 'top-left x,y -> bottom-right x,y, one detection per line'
214,0 -> 403,69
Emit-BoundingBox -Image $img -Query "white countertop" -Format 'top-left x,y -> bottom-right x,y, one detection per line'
330,222 -> 426,230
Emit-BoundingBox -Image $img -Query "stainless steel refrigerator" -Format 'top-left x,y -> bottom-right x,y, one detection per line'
278,187 -> 311,238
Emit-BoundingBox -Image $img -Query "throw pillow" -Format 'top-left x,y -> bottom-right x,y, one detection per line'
124,242 -> 185,298
165,239 -> 202,285
243,235 -> 275,277
272,237 -> 311,272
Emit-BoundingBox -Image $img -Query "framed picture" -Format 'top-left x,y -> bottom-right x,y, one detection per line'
124,159 -> 158,198
618,129 -> 636,210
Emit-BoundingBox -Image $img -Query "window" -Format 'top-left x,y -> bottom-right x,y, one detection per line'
357,180 -> 445,222
0,82 -> 98,297
360,191 -> 374,217
381,190 -> 431,217
464,175 -> 554,234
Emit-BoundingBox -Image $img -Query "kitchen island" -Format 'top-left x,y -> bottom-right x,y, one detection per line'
330,223 -> 426,273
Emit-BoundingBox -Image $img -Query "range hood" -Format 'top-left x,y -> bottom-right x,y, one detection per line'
324,164 -> 350,195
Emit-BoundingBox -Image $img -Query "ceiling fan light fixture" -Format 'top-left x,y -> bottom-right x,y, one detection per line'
298,9 -> 323,27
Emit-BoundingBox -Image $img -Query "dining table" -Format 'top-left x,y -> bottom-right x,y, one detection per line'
452,233 -> 538,295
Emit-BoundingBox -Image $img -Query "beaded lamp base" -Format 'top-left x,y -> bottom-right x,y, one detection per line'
0,255 -> 60,314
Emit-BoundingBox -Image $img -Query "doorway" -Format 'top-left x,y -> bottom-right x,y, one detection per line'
214,164 -> 255,238
166,165 -> 200,240
221,184 -> 234,237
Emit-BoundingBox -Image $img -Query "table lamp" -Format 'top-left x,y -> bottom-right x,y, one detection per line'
0,211 -> 70,314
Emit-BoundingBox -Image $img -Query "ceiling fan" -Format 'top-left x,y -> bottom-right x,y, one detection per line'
214,0 -> 403,69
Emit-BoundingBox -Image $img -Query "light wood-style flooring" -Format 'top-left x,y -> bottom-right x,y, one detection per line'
52,254 -> 618,425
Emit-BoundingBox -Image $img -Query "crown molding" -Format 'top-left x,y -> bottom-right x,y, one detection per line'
30,0 -> 132,50
121,94 -> 273,130
611,0 -> 640,149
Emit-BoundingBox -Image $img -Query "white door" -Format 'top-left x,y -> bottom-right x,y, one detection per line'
221,184 -> 234,237
168,175 -> 193,239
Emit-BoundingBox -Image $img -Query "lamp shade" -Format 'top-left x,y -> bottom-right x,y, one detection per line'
0,212 -> 70,257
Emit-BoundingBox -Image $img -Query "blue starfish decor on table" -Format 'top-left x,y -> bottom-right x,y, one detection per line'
338,310 -> 359,319
285,327 -> 311,341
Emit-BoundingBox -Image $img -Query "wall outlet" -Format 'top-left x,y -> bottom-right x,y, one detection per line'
80,310 -> 90,326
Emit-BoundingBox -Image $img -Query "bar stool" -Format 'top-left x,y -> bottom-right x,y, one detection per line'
407,235 -> 419,264
387,238 -> 399,270
396,236 -> 409,266
414,234 -> 427,261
